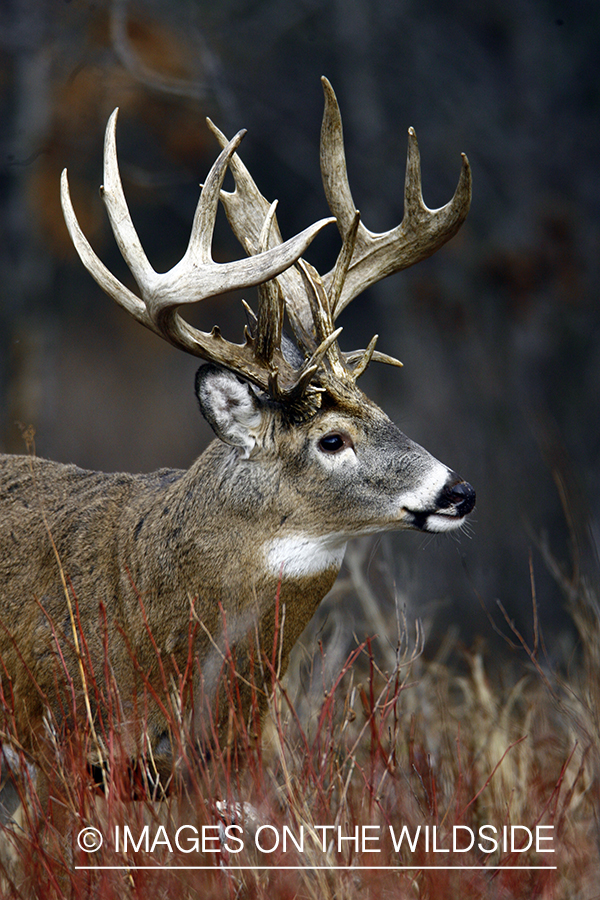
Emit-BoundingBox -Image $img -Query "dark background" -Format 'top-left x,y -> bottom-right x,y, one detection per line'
1,0 -> 598,660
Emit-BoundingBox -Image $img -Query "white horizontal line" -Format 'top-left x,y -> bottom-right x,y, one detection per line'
75,865 -> 557,871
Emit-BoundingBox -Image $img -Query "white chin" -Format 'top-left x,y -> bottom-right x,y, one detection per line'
422,513 -> 466,533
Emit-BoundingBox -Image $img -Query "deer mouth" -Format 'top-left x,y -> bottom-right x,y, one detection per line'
405,479 -> 476,533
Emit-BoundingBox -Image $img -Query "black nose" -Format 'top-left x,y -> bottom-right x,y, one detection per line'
438,480 -> 476,516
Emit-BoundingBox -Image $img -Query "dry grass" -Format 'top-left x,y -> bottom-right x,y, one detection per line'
0,549 -> 599,899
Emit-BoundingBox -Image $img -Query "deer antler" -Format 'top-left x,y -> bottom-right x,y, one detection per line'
60,108 -> 333,397
62,83 -> 471,414
319,77 -> 472,318
208,78 -> 471,388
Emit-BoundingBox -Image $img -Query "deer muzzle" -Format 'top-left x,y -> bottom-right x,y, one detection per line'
404,475 -> 476,533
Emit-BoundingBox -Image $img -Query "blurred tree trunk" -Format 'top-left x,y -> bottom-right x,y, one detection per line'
1,0 -> 55,452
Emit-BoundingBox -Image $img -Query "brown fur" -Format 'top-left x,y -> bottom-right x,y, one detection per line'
0,379 -> 472,782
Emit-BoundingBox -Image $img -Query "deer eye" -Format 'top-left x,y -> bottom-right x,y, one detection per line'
318,432 -> 353,454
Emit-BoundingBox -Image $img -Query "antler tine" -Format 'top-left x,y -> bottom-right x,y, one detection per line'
319,76 -> 472,318
206,118 -> 281,257
61,167 -> 156,331
255,201 -> 284,364
206,117 -> 327,355
296,259 -> 346,380
101,108 -> 159,294
328,210 -> 360,318
61,108 -> 334,393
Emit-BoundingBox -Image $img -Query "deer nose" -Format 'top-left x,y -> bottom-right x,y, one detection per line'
438,479 -> 476,516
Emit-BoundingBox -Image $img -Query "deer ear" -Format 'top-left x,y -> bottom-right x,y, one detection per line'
195,365 -> 263,456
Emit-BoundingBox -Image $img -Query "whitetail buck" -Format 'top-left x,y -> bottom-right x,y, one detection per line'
0,78 -> 474,796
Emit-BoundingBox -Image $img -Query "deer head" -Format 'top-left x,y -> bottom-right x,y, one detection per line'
60,78 -> 474,535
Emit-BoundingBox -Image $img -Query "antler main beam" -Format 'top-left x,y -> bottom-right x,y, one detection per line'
319,77 -> 472,317
60,108 -> 333,394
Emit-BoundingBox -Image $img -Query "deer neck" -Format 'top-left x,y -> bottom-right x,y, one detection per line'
116,440 -> 345,668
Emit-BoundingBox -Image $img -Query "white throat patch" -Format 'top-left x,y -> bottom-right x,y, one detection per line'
265,533 -> 348,579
